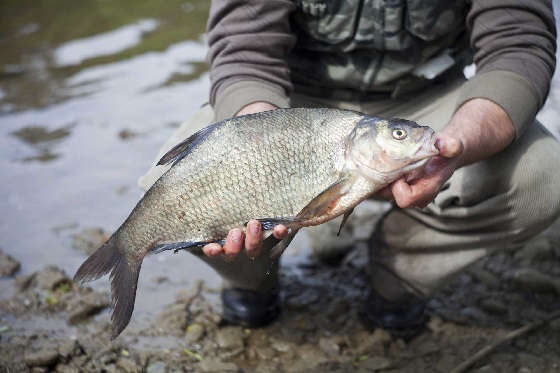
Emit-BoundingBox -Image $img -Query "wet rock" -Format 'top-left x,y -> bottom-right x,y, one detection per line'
199,358 -> 238,372
57,340 -> 80,361
185,323 -> 205,344
55,364 -> 80,373
24,348 -> 59,367
479,298 -> 507,315
35,266 -> 70,290
116,358 -> 140,373
319,336 -> 342,355
508,268 -> 560,295
146,361 -> 167,373
72,227 -> 108,255
353,329 -> 392,356
269,338 -> 292,353
216,326 -> 245,350
358,356 -> 391,371
153,303 -> 189,334
468,267 -> 501,289
66,289 -> 109,324
0,249 -> 20,277
460,306 -> 487,321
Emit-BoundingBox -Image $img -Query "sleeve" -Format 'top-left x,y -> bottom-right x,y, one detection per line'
207,0 -> 297,120
456,0 -> 557,138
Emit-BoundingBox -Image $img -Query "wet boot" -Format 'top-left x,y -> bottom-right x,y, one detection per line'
221,288 -> 281,328
360,288 -> 427,340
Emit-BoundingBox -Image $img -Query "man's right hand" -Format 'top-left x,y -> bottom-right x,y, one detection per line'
202,101 -> 288,260
202,220 -> 289,259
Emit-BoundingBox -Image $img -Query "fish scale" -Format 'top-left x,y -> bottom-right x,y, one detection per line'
74,107 -> 438,338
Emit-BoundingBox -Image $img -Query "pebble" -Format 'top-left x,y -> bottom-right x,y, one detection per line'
185,323 -> 205,344
358,356 -> 391,371
199,359 -> 239,372
116,358 -> 140,373
479,298 -> 508,315
71,228 -> 108,255
35,266 -> 69,290
66,289 -> 109,324
216,326 -> 245,350
0,249 -> 21,277
508,268 -> 560,295
146,361 -> 167,373
319,337 -> 341,355
24,348 -> 59,367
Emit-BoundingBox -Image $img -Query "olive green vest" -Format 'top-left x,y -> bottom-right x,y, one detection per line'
289,0 -> 471,99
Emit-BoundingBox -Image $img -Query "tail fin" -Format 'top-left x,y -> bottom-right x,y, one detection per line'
73,237 -> 143,339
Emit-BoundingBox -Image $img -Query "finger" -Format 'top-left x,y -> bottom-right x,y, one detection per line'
203,243 -> 223,257
391,178 -> 414,208
273,224 -> 289,239
245,220 -> 263,258
223,228 -> 244,258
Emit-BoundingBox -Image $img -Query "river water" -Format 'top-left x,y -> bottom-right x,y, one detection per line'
1,1 -> 559,321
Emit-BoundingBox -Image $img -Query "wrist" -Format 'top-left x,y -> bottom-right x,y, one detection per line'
444,98 -> 515,166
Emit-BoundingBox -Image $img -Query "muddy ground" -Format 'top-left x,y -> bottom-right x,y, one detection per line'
1,215 -> 560,373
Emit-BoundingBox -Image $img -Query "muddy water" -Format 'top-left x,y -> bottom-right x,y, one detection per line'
0,0 -> 218,323
1,0 -> 560,333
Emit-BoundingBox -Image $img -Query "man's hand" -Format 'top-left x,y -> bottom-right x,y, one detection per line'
203,101 -> 288,259
379,98 -> 515,208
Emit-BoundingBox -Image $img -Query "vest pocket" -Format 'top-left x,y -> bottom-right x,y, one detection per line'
293,0 -> 362,45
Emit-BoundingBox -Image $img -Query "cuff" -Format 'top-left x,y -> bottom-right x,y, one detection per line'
456,70 -> 540,139
213,79 -> 290,121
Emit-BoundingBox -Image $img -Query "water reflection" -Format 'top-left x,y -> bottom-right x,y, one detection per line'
11,124 -> 73,163
54,19 -> 159,67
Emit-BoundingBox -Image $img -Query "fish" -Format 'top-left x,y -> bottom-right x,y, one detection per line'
73,108 -> 439,338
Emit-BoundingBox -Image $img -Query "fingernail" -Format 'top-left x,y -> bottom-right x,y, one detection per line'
231,229 -> 242,243
250,221 -> 260,235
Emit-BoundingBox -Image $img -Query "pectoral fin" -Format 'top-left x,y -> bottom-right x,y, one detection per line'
297,175 -> 354,220
337,208 -> 354,236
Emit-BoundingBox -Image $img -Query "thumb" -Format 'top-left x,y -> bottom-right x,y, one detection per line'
436,134 -> 463,159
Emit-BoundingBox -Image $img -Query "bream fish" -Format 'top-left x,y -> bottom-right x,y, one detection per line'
74,108 -> 439,338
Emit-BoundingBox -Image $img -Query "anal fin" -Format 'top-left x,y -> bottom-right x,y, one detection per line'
151,240 -> 225,255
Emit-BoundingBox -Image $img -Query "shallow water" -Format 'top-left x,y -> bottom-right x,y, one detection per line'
1,0 -> 559,324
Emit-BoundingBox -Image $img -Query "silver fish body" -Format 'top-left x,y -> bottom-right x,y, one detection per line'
74,108 -> 438,338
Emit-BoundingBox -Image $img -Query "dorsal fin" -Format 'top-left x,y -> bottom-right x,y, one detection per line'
157,121 -> 221,166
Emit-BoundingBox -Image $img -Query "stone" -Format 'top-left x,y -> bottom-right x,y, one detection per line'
185,323 -> 205,344
199,359 -> 238,372
35,266 -> 69,290
0,249 -> 20,277
216,326 -> 245,350
57,340 -> 80,360
24,348 -> 59,367
116,358 -> 140,373
479,298 -> 507,315
319,337 -> 341,355
358,356 -> 392,371
353,329 -> 390,356
66,289 -> 109,324
146,361 -> 167,373
71,227 -> 108,255
508,268 -> 560,295
468,267 -> 501,288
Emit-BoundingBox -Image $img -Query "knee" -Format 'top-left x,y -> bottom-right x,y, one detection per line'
507,140 -> 560,241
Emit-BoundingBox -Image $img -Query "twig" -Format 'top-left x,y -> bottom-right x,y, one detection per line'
450,310 -> 560,373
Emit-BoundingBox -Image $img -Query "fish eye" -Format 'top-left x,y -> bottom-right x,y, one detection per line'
392,129 -> 407,140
